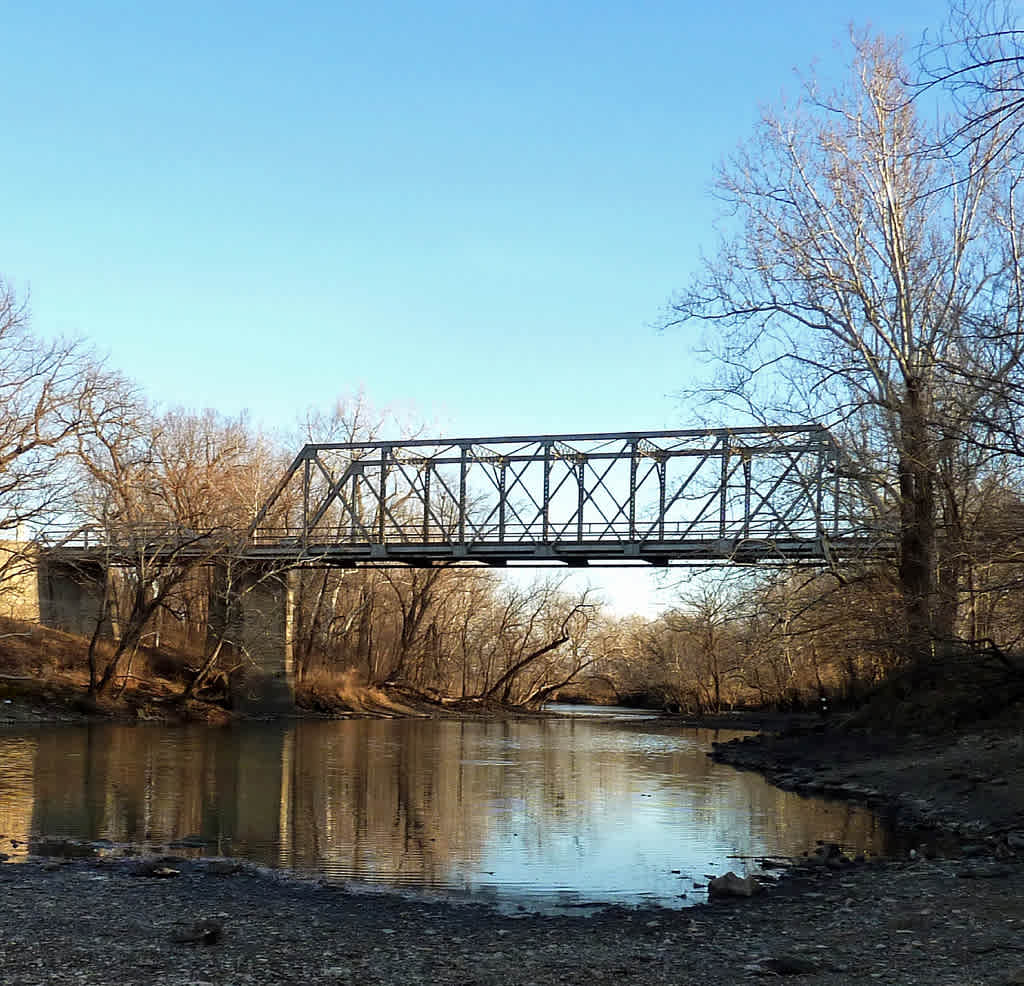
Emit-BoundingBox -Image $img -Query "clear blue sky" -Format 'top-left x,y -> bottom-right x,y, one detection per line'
3,0 -> 941,614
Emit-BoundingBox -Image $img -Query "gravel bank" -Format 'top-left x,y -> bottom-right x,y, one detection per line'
3,848 -> 1024,985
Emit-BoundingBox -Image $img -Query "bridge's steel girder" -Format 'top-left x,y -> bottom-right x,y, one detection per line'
244,426 -> 877,567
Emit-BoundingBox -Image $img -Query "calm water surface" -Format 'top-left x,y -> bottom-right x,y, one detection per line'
0,706 -> 895,911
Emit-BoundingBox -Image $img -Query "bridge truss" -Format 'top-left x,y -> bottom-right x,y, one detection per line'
245,426 -> 877,568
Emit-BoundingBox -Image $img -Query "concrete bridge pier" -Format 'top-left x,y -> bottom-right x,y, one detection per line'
38,558 -> 119,639
209,564 -> 296,713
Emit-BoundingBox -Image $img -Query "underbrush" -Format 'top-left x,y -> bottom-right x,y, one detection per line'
0,616 -> 223,718
295,668 -> 428,717
846,644 -> 1024,733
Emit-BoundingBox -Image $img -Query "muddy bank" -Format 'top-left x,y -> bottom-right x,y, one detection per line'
711,717 -> 1024,840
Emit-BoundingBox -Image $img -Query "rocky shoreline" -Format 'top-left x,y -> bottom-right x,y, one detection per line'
3,836 -> 1024,984
4,714 -> 1024,984
710,718 -> 1024,840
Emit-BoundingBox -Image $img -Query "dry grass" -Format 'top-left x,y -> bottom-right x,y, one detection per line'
0,616 -> 214,717
296,667 -> 428,716
0,618 -> 427,721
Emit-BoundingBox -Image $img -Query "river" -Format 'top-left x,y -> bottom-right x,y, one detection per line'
0,706 -> 896,911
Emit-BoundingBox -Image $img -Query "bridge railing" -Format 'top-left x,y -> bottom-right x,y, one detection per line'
245,517 -> 862,546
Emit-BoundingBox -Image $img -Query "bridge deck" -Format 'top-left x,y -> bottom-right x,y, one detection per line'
241,535 -> 879,567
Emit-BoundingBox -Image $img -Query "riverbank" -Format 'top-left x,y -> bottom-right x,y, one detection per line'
3,715 -> 1024,983
3,831 -> 1024,985
711,709 -> 1024,839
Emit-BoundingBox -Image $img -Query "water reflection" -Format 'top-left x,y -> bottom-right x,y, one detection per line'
0,716 -> 893,909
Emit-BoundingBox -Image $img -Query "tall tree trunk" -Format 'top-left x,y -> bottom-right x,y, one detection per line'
898,385 -> 938,661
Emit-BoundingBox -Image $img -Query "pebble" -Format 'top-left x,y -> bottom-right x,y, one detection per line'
957,863 -> 1012,879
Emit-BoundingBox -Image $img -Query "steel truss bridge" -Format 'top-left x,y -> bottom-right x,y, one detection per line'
239,425 -> 877,568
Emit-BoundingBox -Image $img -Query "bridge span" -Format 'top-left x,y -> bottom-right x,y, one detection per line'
244,425 -> 877,568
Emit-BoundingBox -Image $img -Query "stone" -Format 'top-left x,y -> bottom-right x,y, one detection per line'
170,919 -> 223,946
708,871 -> 756,898
202,858 -> 241,876
131,858 -> 181,878
29,838 -> 97,859
957,863 -> 1012,879
759,954 -> 820,975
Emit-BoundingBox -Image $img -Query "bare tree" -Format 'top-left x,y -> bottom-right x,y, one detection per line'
72,399 -> 264,697
666,32 -> 1024,659
0,280 -> 117,605
669,584 -> 748,713
918,1 -> 1024,166
475,581 -> 598,707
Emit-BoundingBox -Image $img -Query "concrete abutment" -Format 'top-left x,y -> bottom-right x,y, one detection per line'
0,543 -> 115,637
31,555 -> 118,640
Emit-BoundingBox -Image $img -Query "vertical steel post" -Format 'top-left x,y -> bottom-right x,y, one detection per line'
577,456 -> 586,541
719,440 -> 729,538
658,455 -> 666,540
628,442 -> 637,541
833,457 -> 842,536
422,462 -> 431,542
349,465 -> 359,541
542,442 -> 551,542
459,445 -> 467,545
378,447 -> 388,544
814,445 -> 825,536
742,453 -> 752,539
302,455 -> 311,547
498,459 -> 507,542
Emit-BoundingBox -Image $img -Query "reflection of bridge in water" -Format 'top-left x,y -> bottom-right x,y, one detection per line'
243,425 -> 879,569
2,719 -> 896,909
